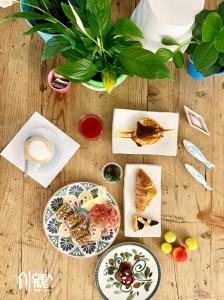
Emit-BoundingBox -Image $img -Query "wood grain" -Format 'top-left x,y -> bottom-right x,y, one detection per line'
0,0 -> 224,299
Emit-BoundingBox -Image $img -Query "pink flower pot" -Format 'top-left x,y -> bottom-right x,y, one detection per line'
48,70 -> 72,94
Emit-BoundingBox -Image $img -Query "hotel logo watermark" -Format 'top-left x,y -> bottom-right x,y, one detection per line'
17,271 -> 53,292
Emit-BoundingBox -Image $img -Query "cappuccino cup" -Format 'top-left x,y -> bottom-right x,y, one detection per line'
24,136 -> 54,167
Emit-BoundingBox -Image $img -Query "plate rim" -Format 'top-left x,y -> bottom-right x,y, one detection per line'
43,182 -> 121,259
95,242 -> 161,300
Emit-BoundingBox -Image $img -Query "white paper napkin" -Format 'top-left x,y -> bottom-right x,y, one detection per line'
124,164 -> 161,237
1,112 -> 80,188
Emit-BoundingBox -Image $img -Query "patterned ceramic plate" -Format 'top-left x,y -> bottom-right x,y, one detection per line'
95,242 -> 161,300
43,182 -> 120,258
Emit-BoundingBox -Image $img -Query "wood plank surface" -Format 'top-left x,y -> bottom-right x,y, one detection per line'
0,0 -> 224,299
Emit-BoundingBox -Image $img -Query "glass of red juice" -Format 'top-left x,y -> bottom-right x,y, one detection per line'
79,114 -> 103,140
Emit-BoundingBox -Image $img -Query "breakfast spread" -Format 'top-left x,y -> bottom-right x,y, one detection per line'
119,118 -> 172,147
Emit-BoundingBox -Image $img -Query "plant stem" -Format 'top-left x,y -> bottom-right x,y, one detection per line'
174,40 -> 198,54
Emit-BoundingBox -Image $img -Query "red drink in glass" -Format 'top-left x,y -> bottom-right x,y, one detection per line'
79,114 -> 103,140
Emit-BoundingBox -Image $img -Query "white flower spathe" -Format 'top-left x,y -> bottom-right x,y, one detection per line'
0,0 -> 17,8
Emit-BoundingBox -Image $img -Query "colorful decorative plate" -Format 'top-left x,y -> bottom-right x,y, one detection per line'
95,242 -> 161,300
43,182 -> 120,258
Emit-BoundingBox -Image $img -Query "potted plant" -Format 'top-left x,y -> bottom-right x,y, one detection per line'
2,0 -> 174,92
160,1 -> 224,81
186,1 -> 224,80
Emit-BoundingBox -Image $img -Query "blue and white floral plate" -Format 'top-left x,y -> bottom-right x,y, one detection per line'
43,182 -> 120,258
95,242 -> 161,300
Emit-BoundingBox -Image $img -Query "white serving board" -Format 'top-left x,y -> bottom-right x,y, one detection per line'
112,108 -> 179,156
124,164 -> 161,237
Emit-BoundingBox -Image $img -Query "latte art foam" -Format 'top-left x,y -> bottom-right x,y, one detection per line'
28,140 -> 52,161
24,136 -> 54,164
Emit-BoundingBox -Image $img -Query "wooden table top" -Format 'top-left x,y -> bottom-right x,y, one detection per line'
0,1 -> 224,299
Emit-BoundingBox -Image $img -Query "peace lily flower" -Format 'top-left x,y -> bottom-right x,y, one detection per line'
0,0 -> 17,8
102,69 -> 117,93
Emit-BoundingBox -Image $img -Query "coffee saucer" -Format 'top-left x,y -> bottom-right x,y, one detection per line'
20,127 -> 62,174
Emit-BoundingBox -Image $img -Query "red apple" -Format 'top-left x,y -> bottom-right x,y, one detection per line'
171,245 -> 188,262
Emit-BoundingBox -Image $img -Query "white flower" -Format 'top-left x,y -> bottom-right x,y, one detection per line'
0,0 -> 16,8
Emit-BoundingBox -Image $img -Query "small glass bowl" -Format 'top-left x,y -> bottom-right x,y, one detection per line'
101,162 -> 123,184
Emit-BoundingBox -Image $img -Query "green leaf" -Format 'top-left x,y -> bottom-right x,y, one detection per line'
132,249 -> 137,255
105,284 -> 112,288
42,36 -> 71,61
105,266 -> 117,275
61,2 -> 77,24
186,41 -> 197,55
61,48 -> 82,60
127,292 -> 136,300
218,55 -> 224,66
218,1 -> 224,23
215,28 -> 224,52
68,0 -> 90,37
144,281 -> 152,292
161,37 -> 179,46
23,23 -> 64,35
110,18 -> 143,38
2,11 -> 53,23
192,10 -> 212,40
134,273 -> 141,279
54,59 -> 98,82
144,266 -> 151,278
119,47 -> 172,80
200,63 -> 221,76
86,0 -> 111,38
202,12 -> 222,42
173,51 -> 184,68
156,48 -> 173,63
222,82 -> 224,89
193,42 -> 219,71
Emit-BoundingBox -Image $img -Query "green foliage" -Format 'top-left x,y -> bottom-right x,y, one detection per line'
189,1 -> 224,77
22,0 -> 70,26
161,37 -> 179,46
119,47 -> 172,80
202,12 -> 222,42
193,42 -> 218,71
173,51 -> 184,69
156,48 -> 173,63
2,0 -> 173,91
158,0 -> 224,83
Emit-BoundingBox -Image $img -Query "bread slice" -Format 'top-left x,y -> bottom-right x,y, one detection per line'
136,168 -> 157,212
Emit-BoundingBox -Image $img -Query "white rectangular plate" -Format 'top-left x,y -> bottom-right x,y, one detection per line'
112,108 -> 179,156
124,164 -> 161,237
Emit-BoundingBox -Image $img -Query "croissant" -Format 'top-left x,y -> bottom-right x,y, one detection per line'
136,168 -> 157,212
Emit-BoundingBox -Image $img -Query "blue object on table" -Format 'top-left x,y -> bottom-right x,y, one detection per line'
187,56 -> 224,80
183,139 -> 215,169
185,163 -> 213,191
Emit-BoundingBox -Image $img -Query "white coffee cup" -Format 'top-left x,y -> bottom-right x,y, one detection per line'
24,136 -> 54,169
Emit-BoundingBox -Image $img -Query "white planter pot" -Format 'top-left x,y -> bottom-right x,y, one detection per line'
131,0 -> 205,52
